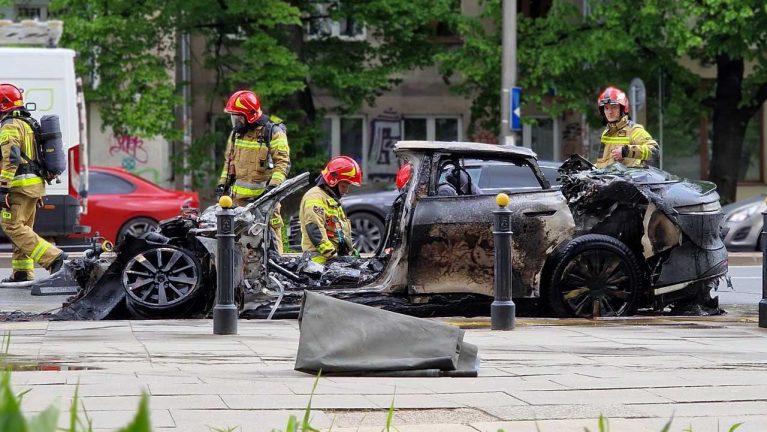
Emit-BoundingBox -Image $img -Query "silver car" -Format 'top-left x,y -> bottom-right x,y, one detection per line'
722,194 -> 766,251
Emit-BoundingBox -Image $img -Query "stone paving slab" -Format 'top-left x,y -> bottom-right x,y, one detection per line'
2,317 -> 767,431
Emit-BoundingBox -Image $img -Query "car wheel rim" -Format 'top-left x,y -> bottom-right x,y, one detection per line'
122,247 -> 200,308
124,221 -> 158,239
559,250 -> 632,317
352,217 -> 382,254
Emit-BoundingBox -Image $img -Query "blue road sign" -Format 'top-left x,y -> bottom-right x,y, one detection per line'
511,87 -> 521,131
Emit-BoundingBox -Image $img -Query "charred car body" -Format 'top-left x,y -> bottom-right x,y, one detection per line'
50,141 -> 727,320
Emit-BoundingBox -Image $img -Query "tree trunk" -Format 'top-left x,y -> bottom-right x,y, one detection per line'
708,56 -> 750,204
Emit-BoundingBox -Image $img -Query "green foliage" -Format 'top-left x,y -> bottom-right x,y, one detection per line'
51,0 -> 457,190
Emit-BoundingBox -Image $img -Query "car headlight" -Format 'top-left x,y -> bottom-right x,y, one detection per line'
727,205 -> 759,222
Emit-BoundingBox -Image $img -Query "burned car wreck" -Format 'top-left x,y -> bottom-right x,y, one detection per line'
47,141 -> 727,320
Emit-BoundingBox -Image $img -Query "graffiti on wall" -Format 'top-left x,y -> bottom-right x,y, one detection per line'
368,109 -> 402,180
108,134 -> 161,184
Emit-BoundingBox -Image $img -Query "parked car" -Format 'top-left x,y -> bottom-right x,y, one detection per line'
50,141 -> 726,320
70,166 -> 199,244
287,161 -> 562,253
721,194 -> 766,251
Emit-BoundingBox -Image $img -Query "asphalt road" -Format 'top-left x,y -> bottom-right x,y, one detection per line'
0,266 -> 763,318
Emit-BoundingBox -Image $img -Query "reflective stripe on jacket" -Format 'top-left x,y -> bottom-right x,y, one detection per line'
299,186 -> 353,258
0,117 -> 43,197
219,122 -> 290,199
596,115 -> 659,169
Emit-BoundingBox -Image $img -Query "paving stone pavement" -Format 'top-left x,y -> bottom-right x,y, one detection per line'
1,313 -> 766,432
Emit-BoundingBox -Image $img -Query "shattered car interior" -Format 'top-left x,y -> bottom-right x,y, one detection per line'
46,141 -> 728,320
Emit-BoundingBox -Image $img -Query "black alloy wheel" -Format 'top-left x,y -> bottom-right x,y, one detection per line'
122,247 -> 201,313
548,234 -> 642,318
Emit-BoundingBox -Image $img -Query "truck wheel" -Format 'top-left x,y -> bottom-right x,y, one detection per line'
122,246 -> 203,318
547,234 -> 643,318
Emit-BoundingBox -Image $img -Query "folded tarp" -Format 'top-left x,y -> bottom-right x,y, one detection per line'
295,291 -> 479,377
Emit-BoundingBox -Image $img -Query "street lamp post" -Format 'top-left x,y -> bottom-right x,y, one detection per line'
500,0 -> 517,146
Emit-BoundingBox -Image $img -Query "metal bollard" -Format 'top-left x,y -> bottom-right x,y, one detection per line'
491,193 -> 516,330
214,196 -> 238,335
761,212 -> 767,328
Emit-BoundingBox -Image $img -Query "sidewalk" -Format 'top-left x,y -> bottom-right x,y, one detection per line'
3,309 -> 767,432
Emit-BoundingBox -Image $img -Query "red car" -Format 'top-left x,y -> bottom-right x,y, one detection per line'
72,166 -> 199,244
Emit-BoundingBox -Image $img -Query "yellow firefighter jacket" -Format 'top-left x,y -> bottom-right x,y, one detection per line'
596,115 -> 659,169
0,116 -> 44,198
219,121 -> 290,199
299,185 -> 353,262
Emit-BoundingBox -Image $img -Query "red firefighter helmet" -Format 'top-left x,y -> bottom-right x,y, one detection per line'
224,90 -> 262,123
597,86 -> 629,114
321,156 -> 362,187
0,83 -> 23,113
395,161 -> 412,190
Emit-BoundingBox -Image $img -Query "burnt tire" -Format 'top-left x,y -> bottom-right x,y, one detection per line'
547,234 -> 643,318
122,246 -> 204,318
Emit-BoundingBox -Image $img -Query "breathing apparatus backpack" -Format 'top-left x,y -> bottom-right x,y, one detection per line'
1,111 -> 66,185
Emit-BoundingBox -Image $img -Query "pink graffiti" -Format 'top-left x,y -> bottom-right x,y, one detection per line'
109,134 -> 149,164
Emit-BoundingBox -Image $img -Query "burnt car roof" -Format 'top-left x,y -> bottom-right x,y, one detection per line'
394,141 -> 537,159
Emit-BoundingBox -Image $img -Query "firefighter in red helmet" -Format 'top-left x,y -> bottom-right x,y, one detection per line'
596,86 -> 658,169
217,90 -> 290,253
299,156 -> 362,264
0,83 -> 66,285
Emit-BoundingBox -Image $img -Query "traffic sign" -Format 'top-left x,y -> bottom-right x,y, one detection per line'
510,87 -> 521,131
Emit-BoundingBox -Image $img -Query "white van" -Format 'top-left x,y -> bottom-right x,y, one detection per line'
0,45 -> 89,240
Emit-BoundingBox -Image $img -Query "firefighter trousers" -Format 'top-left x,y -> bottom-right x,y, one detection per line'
0,192 -> 62,279
232,197 -> 284,254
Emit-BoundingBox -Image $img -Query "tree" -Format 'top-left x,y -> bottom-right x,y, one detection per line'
441,0 -> 767,203
51,0 -> 457,190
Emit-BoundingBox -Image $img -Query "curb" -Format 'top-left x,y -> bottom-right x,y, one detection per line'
729,252 -> 762,266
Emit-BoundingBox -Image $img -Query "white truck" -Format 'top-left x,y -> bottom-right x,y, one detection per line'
0,20 -> 89,241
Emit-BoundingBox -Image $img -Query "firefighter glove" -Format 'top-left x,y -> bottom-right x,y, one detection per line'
266,184 -> 277,192
317,240 -> 336,258
0,187 -> 9,210
215,184 -> 226,199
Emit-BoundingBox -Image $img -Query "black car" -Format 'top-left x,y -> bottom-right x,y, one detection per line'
288,161 -> 562,253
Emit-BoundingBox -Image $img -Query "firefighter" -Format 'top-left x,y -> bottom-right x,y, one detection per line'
216,90 -> 290,253
595,86 -> 659,169
299,156 -> 362,264
0,83 -> 66,284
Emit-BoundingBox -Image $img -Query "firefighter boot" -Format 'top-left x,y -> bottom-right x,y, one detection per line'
1,271 -> 33,284
48,252 -> 68,274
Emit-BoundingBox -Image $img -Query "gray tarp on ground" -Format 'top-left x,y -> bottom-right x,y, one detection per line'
295,291 -> 479,377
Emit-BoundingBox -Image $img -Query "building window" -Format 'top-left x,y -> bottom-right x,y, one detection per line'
15,5 -> 46,20
305,3 -> 366,41
322,115 -> 368,177
402,116 -> 462,142
522,117 -> 559,161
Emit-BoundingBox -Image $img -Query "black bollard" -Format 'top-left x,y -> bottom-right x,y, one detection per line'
761,212 -> 767,328
492,193 -> 516,330
214,196 -> 238,335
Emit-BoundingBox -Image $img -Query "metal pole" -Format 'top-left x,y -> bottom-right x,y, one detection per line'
181,32 -> 193,192
658,68 -> 664,170
500,0 -> 517,146
214,196 -> 238,335
760,211 -> 767,328
492,193 -> 516,330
